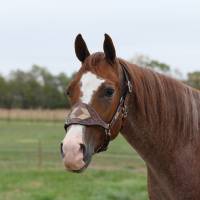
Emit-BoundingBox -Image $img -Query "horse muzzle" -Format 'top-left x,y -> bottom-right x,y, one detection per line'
60,124 -> 92,172
61,140 -> 89,172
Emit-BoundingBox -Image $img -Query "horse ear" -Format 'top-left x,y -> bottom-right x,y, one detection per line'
103,34 -> 116,63
74,34 -> 90,62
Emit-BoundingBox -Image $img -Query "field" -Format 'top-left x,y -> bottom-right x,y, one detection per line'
0,109 -> 67,121
0,119 -> 147,200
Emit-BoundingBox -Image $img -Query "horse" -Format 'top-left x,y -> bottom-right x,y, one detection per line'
60,34 -> 200,200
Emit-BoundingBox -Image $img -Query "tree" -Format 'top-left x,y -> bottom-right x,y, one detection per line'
28,65 -> 71,108
130,54 -> 171,73
0,75 -> 8,107
0,65 -> 72,109
185,71 -> 200,90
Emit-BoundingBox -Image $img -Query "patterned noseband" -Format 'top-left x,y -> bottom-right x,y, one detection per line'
64,61 -> 132,153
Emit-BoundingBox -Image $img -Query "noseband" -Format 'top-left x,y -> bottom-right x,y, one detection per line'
64,61 -> 132,153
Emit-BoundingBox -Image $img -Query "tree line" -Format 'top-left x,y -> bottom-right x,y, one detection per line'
0,65 -> 71,109
131,55 -> 200,90
0,58 -> 199,109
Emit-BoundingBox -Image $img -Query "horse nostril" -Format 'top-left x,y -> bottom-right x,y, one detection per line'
60,142 -> 65,158
64,124 -> 68,131
80,143 -> 86,160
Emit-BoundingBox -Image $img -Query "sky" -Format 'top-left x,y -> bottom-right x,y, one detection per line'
0,0 -> 199,77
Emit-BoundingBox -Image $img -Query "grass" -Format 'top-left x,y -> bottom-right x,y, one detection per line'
0,170 -> 147,200
0,120 -> 148,200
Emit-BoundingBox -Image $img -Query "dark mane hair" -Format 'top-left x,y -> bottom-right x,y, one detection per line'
120,59 -> 200,144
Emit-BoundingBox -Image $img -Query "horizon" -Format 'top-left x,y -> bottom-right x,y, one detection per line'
0,0 -> 199,77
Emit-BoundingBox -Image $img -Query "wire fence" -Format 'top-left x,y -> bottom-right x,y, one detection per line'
0,141 -> 145,173
0,114 -> 146,173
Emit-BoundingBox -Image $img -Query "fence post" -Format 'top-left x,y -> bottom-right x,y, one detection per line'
38,140 -> 43,169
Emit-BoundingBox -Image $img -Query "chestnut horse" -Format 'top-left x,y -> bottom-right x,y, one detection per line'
61,34 -> 200,200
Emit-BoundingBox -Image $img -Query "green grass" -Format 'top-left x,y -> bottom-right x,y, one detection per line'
0,170 -> 147,200
0,120 -> 148,200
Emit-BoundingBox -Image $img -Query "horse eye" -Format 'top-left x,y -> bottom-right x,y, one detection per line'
65,89 -> 70,97
104,88 -> 115,97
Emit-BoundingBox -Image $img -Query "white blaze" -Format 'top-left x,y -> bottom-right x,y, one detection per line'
80,72 -> 104,104
62,71 -> 104,170
63,125 -> 84,145
62,125 -> 85,170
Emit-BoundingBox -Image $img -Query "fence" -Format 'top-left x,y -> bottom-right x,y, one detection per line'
0,140 -> 145,172
0,109 -> 68,122
0,111 -> 145,173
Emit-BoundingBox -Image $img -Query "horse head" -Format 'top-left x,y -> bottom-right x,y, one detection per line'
61,34 -> 130,172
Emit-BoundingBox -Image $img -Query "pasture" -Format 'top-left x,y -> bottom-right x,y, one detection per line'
0,119 -> 147,200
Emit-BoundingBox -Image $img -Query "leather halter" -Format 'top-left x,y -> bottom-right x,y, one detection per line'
64,61 -> 132,153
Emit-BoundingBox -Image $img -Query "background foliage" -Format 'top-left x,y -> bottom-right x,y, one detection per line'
0,65 -> 71,109
0,56 -> 199,109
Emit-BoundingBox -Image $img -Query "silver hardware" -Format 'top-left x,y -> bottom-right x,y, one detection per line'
123,105 -> 128,118
128,81 -> 132,93
105,129 -> 111,137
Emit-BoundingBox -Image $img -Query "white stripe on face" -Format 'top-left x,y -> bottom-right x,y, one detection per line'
62,125 -> 86,170
62,72 -> 104,170
63,125 -> 84,145
80,72 -> 104,104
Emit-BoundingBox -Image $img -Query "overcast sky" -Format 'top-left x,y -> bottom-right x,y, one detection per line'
0,0 -> 199,77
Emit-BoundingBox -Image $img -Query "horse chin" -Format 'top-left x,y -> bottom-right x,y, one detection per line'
67,155 -> 92,173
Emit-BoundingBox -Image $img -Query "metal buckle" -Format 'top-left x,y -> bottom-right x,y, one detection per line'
122,105 -> 128,118
105,129 -> 111,137
128,81 -> 132,93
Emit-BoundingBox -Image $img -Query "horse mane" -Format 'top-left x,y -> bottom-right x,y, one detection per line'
120,59 -> 200,143
83,53 -> 200,143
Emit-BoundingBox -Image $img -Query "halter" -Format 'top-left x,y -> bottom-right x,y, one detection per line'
64,61 -> 132,153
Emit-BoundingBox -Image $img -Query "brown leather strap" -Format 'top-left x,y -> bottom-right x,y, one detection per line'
65,102 -> 109,130
108,61 -> 132,131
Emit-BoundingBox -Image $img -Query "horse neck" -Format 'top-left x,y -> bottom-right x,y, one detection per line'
120,62 -> 200,165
